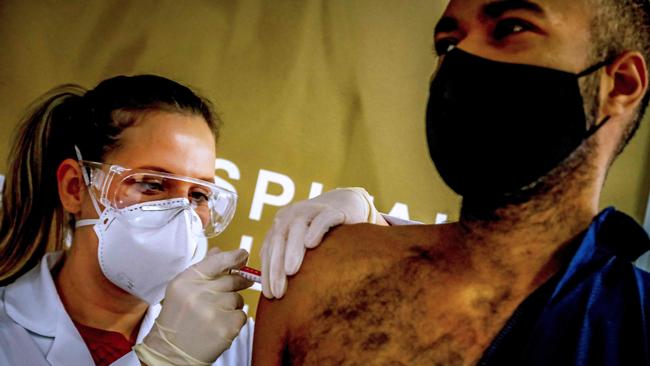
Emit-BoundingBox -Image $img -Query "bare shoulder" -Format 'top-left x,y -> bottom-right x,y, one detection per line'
253,223 -> 465,365
294,223 -> 449,290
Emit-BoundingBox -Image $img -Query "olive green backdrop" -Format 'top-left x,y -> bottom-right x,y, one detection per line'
1,1 -> 649,315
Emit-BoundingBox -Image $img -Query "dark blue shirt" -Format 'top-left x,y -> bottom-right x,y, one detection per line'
479,208 -> 650,366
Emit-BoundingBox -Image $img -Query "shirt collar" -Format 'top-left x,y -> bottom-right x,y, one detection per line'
551,207 -> 650,301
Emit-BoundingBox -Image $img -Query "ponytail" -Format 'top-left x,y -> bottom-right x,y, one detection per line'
0,85 -> 86,285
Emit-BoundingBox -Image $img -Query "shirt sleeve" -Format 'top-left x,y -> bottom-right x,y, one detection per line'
380,213 -> 423,226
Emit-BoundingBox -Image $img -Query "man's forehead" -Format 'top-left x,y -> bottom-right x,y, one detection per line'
444,0 -> 566,13
438,0 -> 582,33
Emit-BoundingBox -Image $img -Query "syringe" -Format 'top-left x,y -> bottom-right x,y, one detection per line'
229,266 -> 262,283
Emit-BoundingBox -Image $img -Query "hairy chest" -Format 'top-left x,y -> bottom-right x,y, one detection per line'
286,247 -> 521,366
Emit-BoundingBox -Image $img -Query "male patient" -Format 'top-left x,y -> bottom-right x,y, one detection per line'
253,0 -> 650,365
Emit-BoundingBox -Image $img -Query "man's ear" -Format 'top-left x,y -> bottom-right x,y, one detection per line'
600,50 -> 648,118
57,159 -> 85,215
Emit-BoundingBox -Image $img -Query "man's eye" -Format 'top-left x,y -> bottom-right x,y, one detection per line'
493,18 -> 534,41
434,38 -> 458,56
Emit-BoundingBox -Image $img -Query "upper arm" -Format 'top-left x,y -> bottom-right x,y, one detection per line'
252,265 -> 325,365
252,295 -> 289,366
252,226 -> 359,365
252,224 -> 396,365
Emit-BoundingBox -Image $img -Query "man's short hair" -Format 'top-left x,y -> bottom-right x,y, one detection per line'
590,0 -> 650,150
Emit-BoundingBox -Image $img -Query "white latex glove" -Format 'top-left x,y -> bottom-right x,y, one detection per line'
261,187 -> 382,299
134,248 -> 253,366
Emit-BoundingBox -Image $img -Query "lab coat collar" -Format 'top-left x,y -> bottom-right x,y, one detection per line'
3,251 -> 161,363
4,251 -> 94,365
4,251 -> 65,336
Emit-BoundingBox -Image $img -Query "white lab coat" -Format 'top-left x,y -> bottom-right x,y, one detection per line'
0,251 -> 254,366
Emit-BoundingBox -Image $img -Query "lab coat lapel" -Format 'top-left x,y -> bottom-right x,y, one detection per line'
47,310 -> 95,366
4,252 -> 62,337
4,252 -> 95,365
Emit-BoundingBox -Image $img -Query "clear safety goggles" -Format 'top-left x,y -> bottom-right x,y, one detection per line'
78,160 -> 237,238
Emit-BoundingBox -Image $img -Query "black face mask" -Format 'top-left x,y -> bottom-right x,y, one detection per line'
426,48 -> 611,199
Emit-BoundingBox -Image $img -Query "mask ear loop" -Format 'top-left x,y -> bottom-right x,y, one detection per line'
585,115 -> 611,139
74,145 -> 103,227
577,55 -> 617,78
577,57 -> 617,139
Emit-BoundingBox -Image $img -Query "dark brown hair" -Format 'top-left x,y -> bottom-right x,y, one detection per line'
589,0 -> 650,151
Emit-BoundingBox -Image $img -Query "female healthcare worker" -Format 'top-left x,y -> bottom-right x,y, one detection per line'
0,74 -> 389,366
0,74 -> 258,366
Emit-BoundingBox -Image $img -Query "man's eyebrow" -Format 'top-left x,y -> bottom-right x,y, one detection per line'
434,1 -> 544,37
483,0 -> 545,19
434,16 -> 459,36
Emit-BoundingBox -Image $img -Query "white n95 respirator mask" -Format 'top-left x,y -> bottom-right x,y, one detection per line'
72,146 -> 236,305
76,198 -> 207,305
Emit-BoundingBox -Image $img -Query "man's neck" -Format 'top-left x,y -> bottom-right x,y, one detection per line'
54,231 -> 148,340
457,148 -> 603,295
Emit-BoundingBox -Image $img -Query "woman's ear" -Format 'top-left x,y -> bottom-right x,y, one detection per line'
57,159 -> 85,214
599,50 -> 648,118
